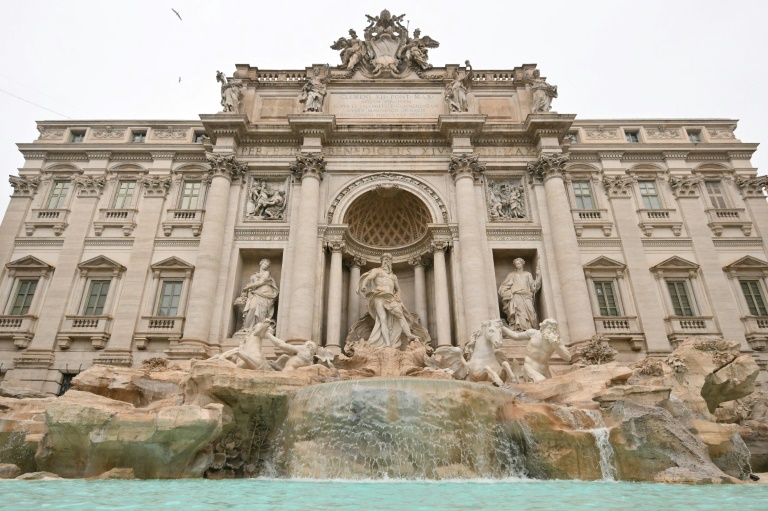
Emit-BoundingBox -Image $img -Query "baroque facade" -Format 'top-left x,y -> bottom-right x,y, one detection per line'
1,10 -> 768,394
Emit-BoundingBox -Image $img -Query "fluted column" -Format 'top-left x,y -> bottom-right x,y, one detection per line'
346,257 -> 365,330
409,256 -> 429,328
286,154 -> 326,340
449,154 -> 490,340
431,240 -> 452,346
178,153 -> 246,354
528,153 -> 595,343
324,241 -> 345,353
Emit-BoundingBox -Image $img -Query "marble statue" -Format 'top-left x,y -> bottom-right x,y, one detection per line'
357,253 -> 418,348
487,180 -> 526,220
299,65 -> 329,112
498,258 -> 541,331
528,70 -> 558,113
208,319 -> 273,370
216,71 -> 243,113
236,259 -> 279,331
445,61 -> 472,113
268,332 -> 334,371
504,318 -> 571,382
247,179 -> 286,220
435,319 -> 518,386
331,29 -> 368,70
400,28 -> 439,70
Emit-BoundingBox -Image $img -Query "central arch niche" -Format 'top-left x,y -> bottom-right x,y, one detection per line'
344,188 -> 431,250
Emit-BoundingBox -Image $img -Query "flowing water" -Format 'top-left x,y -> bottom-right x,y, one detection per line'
2,479 -> 767,511
554,407 -> 618,481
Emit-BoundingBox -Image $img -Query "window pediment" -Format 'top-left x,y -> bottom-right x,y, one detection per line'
6,255 -> 55,273
723,256 -> 768,278
584,256 -> 626,270
150,257 -> 195,277
77,256 -> 126,275
650,256 -> 699,277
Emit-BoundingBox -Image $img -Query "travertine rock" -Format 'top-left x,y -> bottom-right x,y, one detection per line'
593,385 -> 671,408
91,467 -> 136,480
15,471 -> 62,480
36,390 -> 224,479
72,364 -> 186,407
0,396 -> 55,473
514,362 -> 633,403
0,463 -> 21,479
0,381 -> 48,399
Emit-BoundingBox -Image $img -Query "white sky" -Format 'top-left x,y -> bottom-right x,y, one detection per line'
1,0 -> 766,217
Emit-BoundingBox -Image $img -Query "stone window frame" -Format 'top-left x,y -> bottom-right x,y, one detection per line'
563,165 -> 613,236
722,256 -> 768,350
25,166 -> 83,236
622,127 -> 643,144
686,128 -> 703,143
163,165 -> 211,236
583,256 -> 636,320
93,165 -> 147,237
692,163 -> 752,236
649,256 -> 712,321
68,128 -> 87,143
626,165 -> 673,211
0,256 -> 55,349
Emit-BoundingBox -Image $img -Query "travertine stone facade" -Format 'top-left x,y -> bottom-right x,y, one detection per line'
1,12 -> 767,393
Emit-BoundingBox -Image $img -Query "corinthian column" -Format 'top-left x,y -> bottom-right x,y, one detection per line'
527,153 -> 595,343
431,241 -> 452,346
449,154 -> 490,340
324,241 -> 345,353
409,256 -> 429,329
176,153 -> 246,356
285,154 -> 326,340
346,257 -> 365,330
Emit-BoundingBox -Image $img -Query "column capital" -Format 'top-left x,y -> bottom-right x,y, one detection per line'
9,175 -> 40,198
669,176 -> 703,198
206,152 -> 247,182
290,154 -> 327,182
345,256 -> 366,269
71,175 -> 106,198
138,176 -> 171,197
326,240 -> 345,253
602,175 -> 637,199
430,240 -> 451,252
449,153 -> 485,181
409,256 -> 430,268
736,175 -> 768,198
526,153 -> 569,183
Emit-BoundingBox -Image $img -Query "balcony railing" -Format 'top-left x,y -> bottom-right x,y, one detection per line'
94,208 -> 137,236
665,316 -> 717,343
705,208 -> 752,236
743,316 -> 768,350
162,209 -> 205,236
0,315 -> 38,349
594,316 -> 640,335
637,208 -> 683,236
571,209 -> 613,237
25,208 -> 70,236
136,316 -> 185,341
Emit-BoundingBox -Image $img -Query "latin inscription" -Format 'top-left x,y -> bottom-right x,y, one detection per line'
237,145 -> 536,157
331,93 -> 444,119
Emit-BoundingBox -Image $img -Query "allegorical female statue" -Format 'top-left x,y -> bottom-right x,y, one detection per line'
498,258 -> 541,331
237,259 -> 279,331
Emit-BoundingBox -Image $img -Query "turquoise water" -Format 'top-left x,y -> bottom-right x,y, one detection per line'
1,479 -> 768,511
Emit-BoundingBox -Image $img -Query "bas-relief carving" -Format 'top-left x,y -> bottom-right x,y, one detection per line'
234,259 -> 279,331
37,129 -> 65,140
707,128 -> 736,139
245,178 -> 287,220
92,127 -> 126,140
504,318 -> 572,382
498,258 -> 541,331
153,129 -> 188,140
646,127 -> 681,139
299,64 -> 329,113
487,179 -> 526,220
585,127 -> 618,139
526,70 -> 557,113
216,70 -> 244,113
445,61 -> 472,113
330,9 -> 439,77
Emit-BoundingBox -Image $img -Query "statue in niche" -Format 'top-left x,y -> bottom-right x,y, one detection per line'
445,61 -> 473,113
435,319 -> 519,386
216,71 -> 243,113
488,181 -> 526,220
503,318 -> 571,382
527,70 -> 558,114
234,259 -> 279,331
400,28 -> 439,70
355,253 -> 421,349
208,319 -> 273,370
331,29 -> 369,70
247,179 -> 287,220
299,64 -> 329,113
498,258 -> 541,331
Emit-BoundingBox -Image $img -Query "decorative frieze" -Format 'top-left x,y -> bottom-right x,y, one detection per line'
584,126 -> 618,139
92,127 -> 125,139
233,227 -> 291,242
153,129 -> 188,140
9,176 -> 40,197
707,128 -> 736,139
526,153 -> 568,182
485,227 -> 542,241
37,129 -> 65,140
668,176 -> 703,198
289,154 -> 326,181
646,127 -> 681,139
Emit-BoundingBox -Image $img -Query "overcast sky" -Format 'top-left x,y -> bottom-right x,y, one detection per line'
1,0 -> 766,217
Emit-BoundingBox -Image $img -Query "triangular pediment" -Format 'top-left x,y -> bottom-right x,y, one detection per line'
6,255 -> 55,272
77,255 -> 126,272
584,256 -> 626,270
723,256 -> 768,272
650,256 -> 699,272
150,256 -> 195,272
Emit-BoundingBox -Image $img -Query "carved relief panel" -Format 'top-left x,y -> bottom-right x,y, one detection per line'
485,177 -> 528,222
244,175 -> 290,222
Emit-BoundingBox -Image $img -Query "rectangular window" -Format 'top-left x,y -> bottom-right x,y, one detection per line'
688,130 -> 702,143
10,279 -> 38,316
178,181 -> 202,209
667,281 -> 696,317
594,281 -> 620,316
193,132 -> 206,143
625,131 -> 639,143
705,181 -> 727,209
47,181 -> 70,209
131,131 -> 147,143
82,280 -> 111,316
566,132 -> 579,144
740,280 -> 768,316
572,180 -> 595,209
156,281 -> 183,317
112,180 -> 136,209
70,131 -> 85,143
638,180 -> 662,209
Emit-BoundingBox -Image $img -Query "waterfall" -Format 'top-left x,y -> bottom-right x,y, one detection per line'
555,407 -> 618,481
266,378 -> 530,479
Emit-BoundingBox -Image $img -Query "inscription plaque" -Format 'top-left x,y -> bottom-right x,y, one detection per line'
331,93 -> 444,119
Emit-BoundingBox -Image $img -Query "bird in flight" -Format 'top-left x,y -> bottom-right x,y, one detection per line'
172,8 -> 182,20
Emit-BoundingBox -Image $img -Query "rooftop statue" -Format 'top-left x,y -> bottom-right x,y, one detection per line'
330,9 -> 439,77
299,64 -> 330,113
216,70 -> 243,113
504,318 -> 572,382
527,70 -> 558,113
445,61 -> 472,113
435,319 -> 519,386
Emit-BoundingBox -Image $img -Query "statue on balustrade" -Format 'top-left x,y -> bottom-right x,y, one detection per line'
216,70 -> 243,113
503,318 -> 571,382
299,64 -> 329,112
234,259 -> 279,331
445,60 -> 472,113
347,253 -> 429,350
498,258 -> 541,331
527,70 -> 558,113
